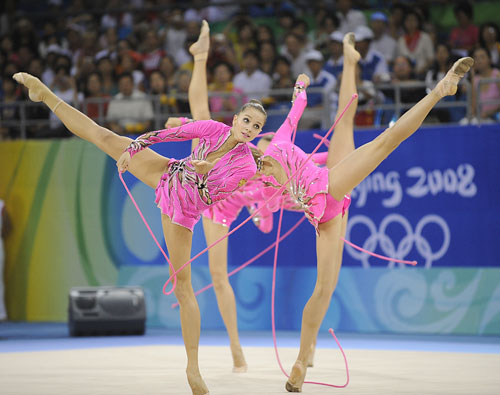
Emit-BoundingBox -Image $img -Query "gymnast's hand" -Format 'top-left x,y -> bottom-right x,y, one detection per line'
117,151 -> 131,173
293,73 -> 310,102
191,158 -> 221,174
296,73 -> 310,88
164,117 -> 182,129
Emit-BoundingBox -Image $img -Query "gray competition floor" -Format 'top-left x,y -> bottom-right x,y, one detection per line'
1,323 -> 500,395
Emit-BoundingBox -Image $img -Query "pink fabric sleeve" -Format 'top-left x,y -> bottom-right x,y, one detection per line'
273,91 -> 308,142
311,152 -> 328,166
125,120 -> 216,157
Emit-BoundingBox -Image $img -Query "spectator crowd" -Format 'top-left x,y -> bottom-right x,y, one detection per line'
1,0 -> 500,139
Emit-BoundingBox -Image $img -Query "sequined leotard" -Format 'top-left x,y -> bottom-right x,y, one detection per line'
261,91 -> 351,232
126,120 -> 257,231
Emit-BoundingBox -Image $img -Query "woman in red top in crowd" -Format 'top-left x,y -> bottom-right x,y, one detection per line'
448,1 -> 479,55
83,72 -> 110,121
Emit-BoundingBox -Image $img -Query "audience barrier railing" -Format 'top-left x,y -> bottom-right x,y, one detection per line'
3,78 -> 500,140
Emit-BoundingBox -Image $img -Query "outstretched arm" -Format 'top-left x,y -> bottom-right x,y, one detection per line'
272,74 -> 310,142
125,120 -> 212,158
117,119 -> 213,172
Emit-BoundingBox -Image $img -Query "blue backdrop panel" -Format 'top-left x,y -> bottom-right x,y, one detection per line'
116,124 -> 500,269
114,124 -> 500,335
118,265 -> 500,335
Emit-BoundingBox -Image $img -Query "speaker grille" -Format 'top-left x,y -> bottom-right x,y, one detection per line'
99,290 -> 141,316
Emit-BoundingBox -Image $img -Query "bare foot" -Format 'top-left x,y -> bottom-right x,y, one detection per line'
186,368 -> 209,395
307,343 -> 316,368
189,20 -> 210,59
285,360 -> 306,392
231,345 -> 248,373
12,72 -> 50,102
343,32 -> 360,63
434,57 -> 474,98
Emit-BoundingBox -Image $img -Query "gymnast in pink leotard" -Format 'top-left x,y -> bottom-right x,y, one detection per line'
250,37 -> 472,392
12,20 -> 275,395
259,88 -> 351,234
202,137 -> 330,234
124,118 -> 259,231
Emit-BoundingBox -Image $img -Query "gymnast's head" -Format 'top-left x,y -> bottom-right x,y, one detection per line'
232,99 -> 267,143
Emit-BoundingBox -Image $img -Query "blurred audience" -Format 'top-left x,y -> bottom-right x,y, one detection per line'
280,32 -> 308,78
158,55 -> 178,89
208,61 -> 243,124
396,9 -> 434,77
323,31 -> 344,80
426,44 -> 462,123
471,47 -> 500,121
233,49 -> 272,101
355,26 -> 390,83
0,76 -> 20,139
388,3 -> 407,40
301,50 -> 337,129
96,56 -> 118,95
448,1 -> 478,56
167,69 -> 191,114
383,55 -> 426,113
315,14 -> 340,58
479,23 -> 500,67
107,72 -> 153,135
148,70 -> 170,115
2,1 -> 500,139
141,30 -> 166,76
270,55 -> 294,104
49,65 -> 80,137
336,0 -> 367,35
370,12 -> 397,66
258,40 -> 277,76
82,71 -> 110,121
225,16 -> 257,69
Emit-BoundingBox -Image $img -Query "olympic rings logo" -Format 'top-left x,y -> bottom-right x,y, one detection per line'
345,214 -> 450,268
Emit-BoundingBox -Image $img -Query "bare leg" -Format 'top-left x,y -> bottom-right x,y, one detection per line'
202,217 -> 247,372
286,216 -> 345,392
189,20 -> 211,122
304,33 -> 359,370
162,216 -> 209,395
189,22 -> 247,372
326,32 -> 359,169
306,337 -> 317,367
328,57 -> 474,201
13,72 -> 167,188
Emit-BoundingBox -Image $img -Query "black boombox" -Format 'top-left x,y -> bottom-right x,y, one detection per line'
68,286 -> 146,336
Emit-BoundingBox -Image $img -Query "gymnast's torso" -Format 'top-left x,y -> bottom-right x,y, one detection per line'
127,120 -> 257,230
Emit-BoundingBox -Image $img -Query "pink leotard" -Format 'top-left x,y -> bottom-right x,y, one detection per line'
261,91 -> 351,233
126,120 -> 257,231
202,145 -> 330,233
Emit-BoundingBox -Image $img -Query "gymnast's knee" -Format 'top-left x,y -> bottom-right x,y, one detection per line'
376,127 -> 400,152
313,282 -> 337,301
173,278 -> 195,301
210,271 -> 230,292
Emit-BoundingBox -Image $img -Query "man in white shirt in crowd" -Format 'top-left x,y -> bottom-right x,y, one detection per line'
323,31 -> 344,80
337,0 -> 367,35
280,32 -> 309,79
370,12 -> 397,66
233,49 -> 272,101
355,25 -> 391,84
107,73 -> 154,135
302,49 -> 337,128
